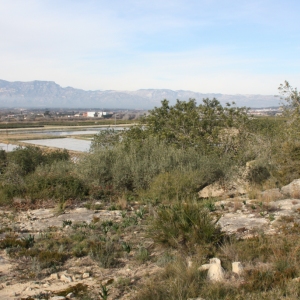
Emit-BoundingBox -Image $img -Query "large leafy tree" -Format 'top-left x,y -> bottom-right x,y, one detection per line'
123,98 -> 249,155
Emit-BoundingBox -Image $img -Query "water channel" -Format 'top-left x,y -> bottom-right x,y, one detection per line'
0,126 -> 127,152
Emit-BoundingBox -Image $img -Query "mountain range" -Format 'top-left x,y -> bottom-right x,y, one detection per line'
0,79 -> 280,109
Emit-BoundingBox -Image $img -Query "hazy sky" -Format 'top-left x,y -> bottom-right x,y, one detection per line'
1,0 -> 299,94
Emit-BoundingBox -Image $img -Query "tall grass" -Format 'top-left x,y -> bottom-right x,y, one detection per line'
148,201 -> 223,250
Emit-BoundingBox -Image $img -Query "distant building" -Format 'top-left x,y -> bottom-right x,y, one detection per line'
82,111 -> 108,117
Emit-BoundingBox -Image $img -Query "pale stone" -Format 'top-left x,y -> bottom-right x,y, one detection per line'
198,183 -> 225,198
281,179 -> 300,197
198,264 -> 210,271
50,297 -> 66,300
49,273 -> 59,280
66,292 -> 75,298
61,274 -> 73,283
232,262 -> 243,275
260,188 -> 283,201
82,272 -> 90,279
207,258 -> 224,282
187,257 -> 193,268
199,258 -> 224,282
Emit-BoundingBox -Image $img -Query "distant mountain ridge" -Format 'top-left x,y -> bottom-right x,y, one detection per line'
0,79 -> 280,109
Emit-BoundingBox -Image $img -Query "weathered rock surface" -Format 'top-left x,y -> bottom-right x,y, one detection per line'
198,181 -> 247,198
216,197 -> 300,237
14,207 -> 122,233
281,179 -> 300,197
260,188 -> 283,201
232,262 -> 243,275
199,258 -> 225,282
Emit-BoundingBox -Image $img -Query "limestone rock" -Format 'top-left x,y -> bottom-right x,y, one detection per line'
199,258 -> 224,282
198,264 -> 210,271
260,188 -> 283,201
232,262 -> 243,275
292,277 -> 300,282
207,258 -> 224,282
66,292 -> 75,298
198,181 -> 246,199
49,273 -> 59,280
82,272 -> 90,279
198,183 -> 225,198
281,179 -> 300,198
60,274 -> 73,283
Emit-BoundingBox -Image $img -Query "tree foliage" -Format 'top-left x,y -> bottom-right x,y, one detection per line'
279,81 -> 300,135
123,98 -> 249,155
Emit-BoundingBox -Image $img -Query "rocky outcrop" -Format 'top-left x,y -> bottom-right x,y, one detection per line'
198,181 -> 247,199
281,179 -> 300,198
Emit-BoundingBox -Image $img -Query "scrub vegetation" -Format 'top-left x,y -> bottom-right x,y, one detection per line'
1,81 -> 300,299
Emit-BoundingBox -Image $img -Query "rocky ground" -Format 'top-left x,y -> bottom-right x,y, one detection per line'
1,179 -> 300,299
0,204 -> 162,300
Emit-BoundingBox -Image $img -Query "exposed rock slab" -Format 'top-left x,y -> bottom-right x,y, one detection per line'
14,208 -> 122,232
281,179 -> 300,197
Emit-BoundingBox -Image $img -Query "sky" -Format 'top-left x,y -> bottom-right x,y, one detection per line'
1,0 -> 300,95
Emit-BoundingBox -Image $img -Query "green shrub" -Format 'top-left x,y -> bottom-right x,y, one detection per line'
133,258 -> 208,300
7,146 -> 44,175
89,239 -> 121,268
246,164 -> 270,184
144,171 -> 202,201
148,201 -> 223,250
81,137 -> 234,195
25,161 -> 88,200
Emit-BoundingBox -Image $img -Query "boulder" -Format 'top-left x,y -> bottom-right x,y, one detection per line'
60,274 -> 72,283
198,183 -> 225,198
260,188 -> 283,201
198,181 -> 246,199
207,258 -> 224,282
232,262 -> 243,275
281,179 -> 300,198
82,272 -> 90,279
199,258 -> 224,282
48,273 -> 59,280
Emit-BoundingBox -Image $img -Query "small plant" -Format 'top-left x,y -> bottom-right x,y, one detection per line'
89,239 -> 120,268
251,204 -> 256,210
21,234 -> 35,248
205,201 -> 216,212
108,204 -> 117,211
220,203 -> 225,210
135,206 -> 145,219
149,201 -> 223,249
121,241 -> 131,254
101,220 -> 114,234
269,214 -> 275,221
62,220 -> 72,227
99,284 -> 109,300
243,200 -> 247,205
32,291 -> 50,299
135,245 -> 150,263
